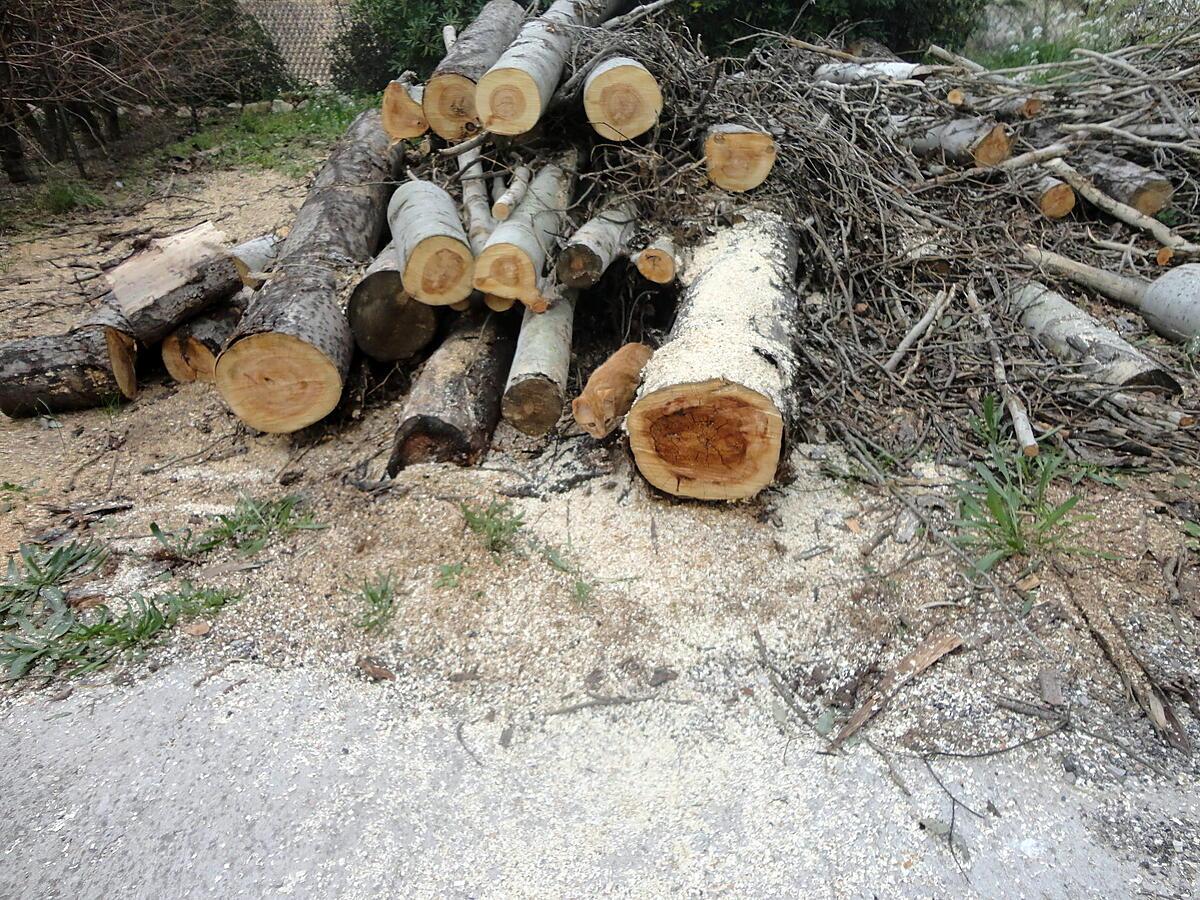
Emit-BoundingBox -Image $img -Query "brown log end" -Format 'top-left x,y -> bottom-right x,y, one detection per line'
104,328 -> 139,399
403,236 -> 475,306
161,333 -> 216,383
425,73 -> 480,141
476,67 -> 539,136
584,62 -> 663,142
704,131 -> 777,192
214,332 -> 343,433
971,124 -> 1012,167
502,376 -> 563,436
382,82 -> 429,141
946,88 -> 966,106
483,294 -> 516,313
635,248 -> 677,284
347,273 -> 439,361
556,246 -> 603,289
1132,182 -> 1173,217
389,417 -> 480,473
1039,183 -> 1076,219
1156,247 -> 1175,267
627,378 -> 783,501
474,243 -> 538,303
1020,96 -> 1044,118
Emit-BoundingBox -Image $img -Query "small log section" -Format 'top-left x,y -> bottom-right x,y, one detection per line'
813,61 -> 934,84
502,287 -> 576,435
1079,152 -> 1173,216
215,110 -> 401,434
387,179 -> 475,306
903,117 -> 1012,167
1033,175 -> 1075,219
491,165 -> 531,220
633,237 -> 679,284
346,242 -> 439,362
230,234 -> 280,290
475,0 -> 625,136
627,212 -> 800,501
947,90 -> 1043,120
162,289 -> 250,383
0,328 -> 136,418
556,200 -> 636,289
704,125 -> 777,192
424,0 -> 524,140
382,79 -> 428,141
387,312 -> 516,472
583,56 -> 663,141
572,342 -> 653,438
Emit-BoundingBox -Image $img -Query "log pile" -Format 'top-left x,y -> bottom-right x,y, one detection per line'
4,9 -> 1198,501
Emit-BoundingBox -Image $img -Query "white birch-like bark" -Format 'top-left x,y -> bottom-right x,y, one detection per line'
387,179 -> 475,305
556,199 -> 636,288
491,165 -> 532,220
229,234 -> 280,289
502,287 -> 576,435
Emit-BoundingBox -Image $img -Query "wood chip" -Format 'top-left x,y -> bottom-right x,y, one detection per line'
182,620 -> 212,637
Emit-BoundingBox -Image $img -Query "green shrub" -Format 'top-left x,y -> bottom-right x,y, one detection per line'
42,181 -> 105,214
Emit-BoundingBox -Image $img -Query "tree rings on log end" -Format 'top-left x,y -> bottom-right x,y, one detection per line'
704,129 -> 777,192
1131,182 -> 1173,217
162,334 -> 215,383
104,328 -> 139,399
556,246 -> 604,289
474,243 -> 538,303
347,273 -> 439,362
635,247 -> 677,284
476,67 -> 540,136
425,73 -> 481,141
403,236 -> 474,306
971,124 -> 1012,167
382,81 -> 429,140
1039,182 -> 1076,219
502,375 -> 563,436
584,58 -> 662,142
628,378 -> 782,501
215,332 -> 342,433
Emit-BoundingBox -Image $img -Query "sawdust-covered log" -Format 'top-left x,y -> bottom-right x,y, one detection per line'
633,237 -> 679,284
583,56 -> 662,141
556,200 -> 636,288
0,327 -> 136,418
900,116 -> 1012,167
475,0 -> 626,136
161,290 -> 250,384
1032,175 -> 1076,219
491,165 -> 531,221
704,124 -> 777,192
215,110 -> 401,434
502,286 -> 576,435
387,312 -> 516,472
572,342 -> 653,438
382,79 -> 429,141
346,243 -> 439,362
229,234 -> 280,290
814,61 -> 934,84
1078,152 -> 1173,217
627,212 -> 799,501
387,179 -> 475,306
425,0 -> 524,140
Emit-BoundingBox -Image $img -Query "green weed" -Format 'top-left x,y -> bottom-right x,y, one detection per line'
353,573 -> 398,633
0,541 -> 107,620
435,563 -> 465,589
42,180 -> 105,214
1183,521 -> 1200,549
151,494 -> 325,559
461,501 -> 524,554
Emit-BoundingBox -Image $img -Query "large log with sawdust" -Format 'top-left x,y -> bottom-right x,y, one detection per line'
627,212 -> 800,500
214,110 -> 402,434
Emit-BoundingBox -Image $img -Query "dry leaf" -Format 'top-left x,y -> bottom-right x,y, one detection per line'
1016,573 -> 1042,592
357,655 -> 396,682
845,517 -> 863,535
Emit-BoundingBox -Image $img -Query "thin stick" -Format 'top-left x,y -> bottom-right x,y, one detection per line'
882,286 -> 953,373
914,141 -> 1074,190
969,282 -> 1038,456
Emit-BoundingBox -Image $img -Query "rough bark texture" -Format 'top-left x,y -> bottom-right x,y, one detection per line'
346,243 -> 439,362
387,312 -> 516,473
903,116 -> 1012,166
556,200 -> 636,288
216,110 -> 402,434
161,290 -> 250,383
381,80 -> 428,141
704,125 -> 777,192
583,56 -> 662,141
502,288 -> 576,435
387,179 -> 474,305
0,327 -> 135,417
425,0 -> 525,140
230,234 -> 280,289
1079,152 -> 1173,216
627,212 -> 800,501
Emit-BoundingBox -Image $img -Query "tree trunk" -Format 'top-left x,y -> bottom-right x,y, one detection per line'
387,179 -> 475,306
491,165 -> 531,220
1032,175 -> 1075,219
381,80 -> 429,141
502,287 -> 576,435
474,157 -> 576,310
346,242 -> 439,362
572,342 -> 653,438
425,0 -> 525,140
230,234 -> 280,289
556,200 -> 636,288
627,212 -> 799,501
1078,152 -> 1173,216
387,312 -> 516,472
704,125 -> 777,192
475,0 -> 626,136
583,56 -> 662,141
215,110 -> 402,434
162,290 -> 251,383
0,109 -> 33,184
633,237 -> 679,284
0,327 -> 136,417
901,116 -> 1012,167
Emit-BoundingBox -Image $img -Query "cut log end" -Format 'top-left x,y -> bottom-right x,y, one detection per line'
161,334 -> 215,383
584,58 -> 663,142
484,293 -> 516,313
347,273 -> 439,361
501,376 -> 563,435
215,333 -> 343,433
1038,181 -> 1076,219
104,328 -> 139,400
704,129 -> 777,192
477,68 -> 540,136
425,73 -> 481,141
474,243 -> 539,302
635,245 -> 677,284
971,124 -> 1012,167
628,378 -> 783,501
403,236 -> 475,306
556,246 -> 604,289
1131,183 -> 1173,218
382,81 -> 429,141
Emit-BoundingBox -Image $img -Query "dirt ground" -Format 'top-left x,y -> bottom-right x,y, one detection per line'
1,165 -> 1198,898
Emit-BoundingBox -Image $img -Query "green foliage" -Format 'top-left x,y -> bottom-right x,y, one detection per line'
435,563 -> 465,589
354,573 -> 399,632
0,541 -> 107,620
42,181 -> 105,214
151,494 -> 325,559
461,501 -> 525,554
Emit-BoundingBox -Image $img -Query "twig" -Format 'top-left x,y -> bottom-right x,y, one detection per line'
969,280 -> 1038,456
883,286 -> 954,373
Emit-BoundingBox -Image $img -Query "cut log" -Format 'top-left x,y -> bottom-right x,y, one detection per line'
491,165 -> 531,220
1010,280 -> 1180,391
229,234 -> 280,289
424,0 -> 525,140
583,56 -> 663,141
0,327 -> 136,418
474,157 -> 576,309
901,116 -> 1012,167
387,180 -> 475,306
572,342 -> 653,438
1078,152 -> 1172,216
704,125 -> 777,192
484,294 -> 516,312
627,212 -> 799,501
387,311 -> 516,472
346,243 -> 439,362
947,90 -> 1044,120
1033,175 -> 1076,219
381,80 -> 429,141
502,286 -> 576,435
215,110 -> 401,434
814,61 -> 935,84
633,237 -> 679,284
161,290 -> 250,383
475,0 -> 626,136
555,200 -> 636,289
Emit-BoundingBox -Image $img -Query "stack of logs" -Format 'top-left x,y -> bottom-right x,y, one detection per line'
2,1 -> 1197,501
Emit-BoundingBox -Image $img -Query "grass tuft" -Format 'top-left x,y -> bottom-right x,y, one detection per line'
353,573 -> 398,633
151,494 -> 324,559
461,501 -> 524,554
42,180 -> 106,214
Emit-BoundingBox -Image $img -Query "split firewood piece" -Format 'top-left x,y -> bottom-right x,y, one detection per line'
0,327 -> 136,418
1078,152 -> 1173,217
215,110 -> 401,434
387,311 -> 517,473
704,125 -> 777,192
346,242 -> 439,363
424,0 -> 524,140
901,116 -> 1012,167
1032,175 -> 1076,219
387,179 -> 475,306
475,156 -> 576,309
476,0 -> 626,136
162,289 -> 250,383
1010,279 -> 1181,391
1022,245 -> 1200,342
502,285 -> 576,435
946,89 -> 1044,120
633,237 -> 680,284
627,212 -> 800,501
583,56 -> 663,141
556,200 -> 636,289
381,78 -> 428,141
491,164 -> 531,221
229,234 -> 280,289
813,61 -> 937,84
572,342 -> 653,439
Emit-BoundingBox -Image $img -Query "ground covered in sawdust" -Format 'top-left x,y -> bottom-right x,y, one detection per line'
2,162 -> 1199,896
